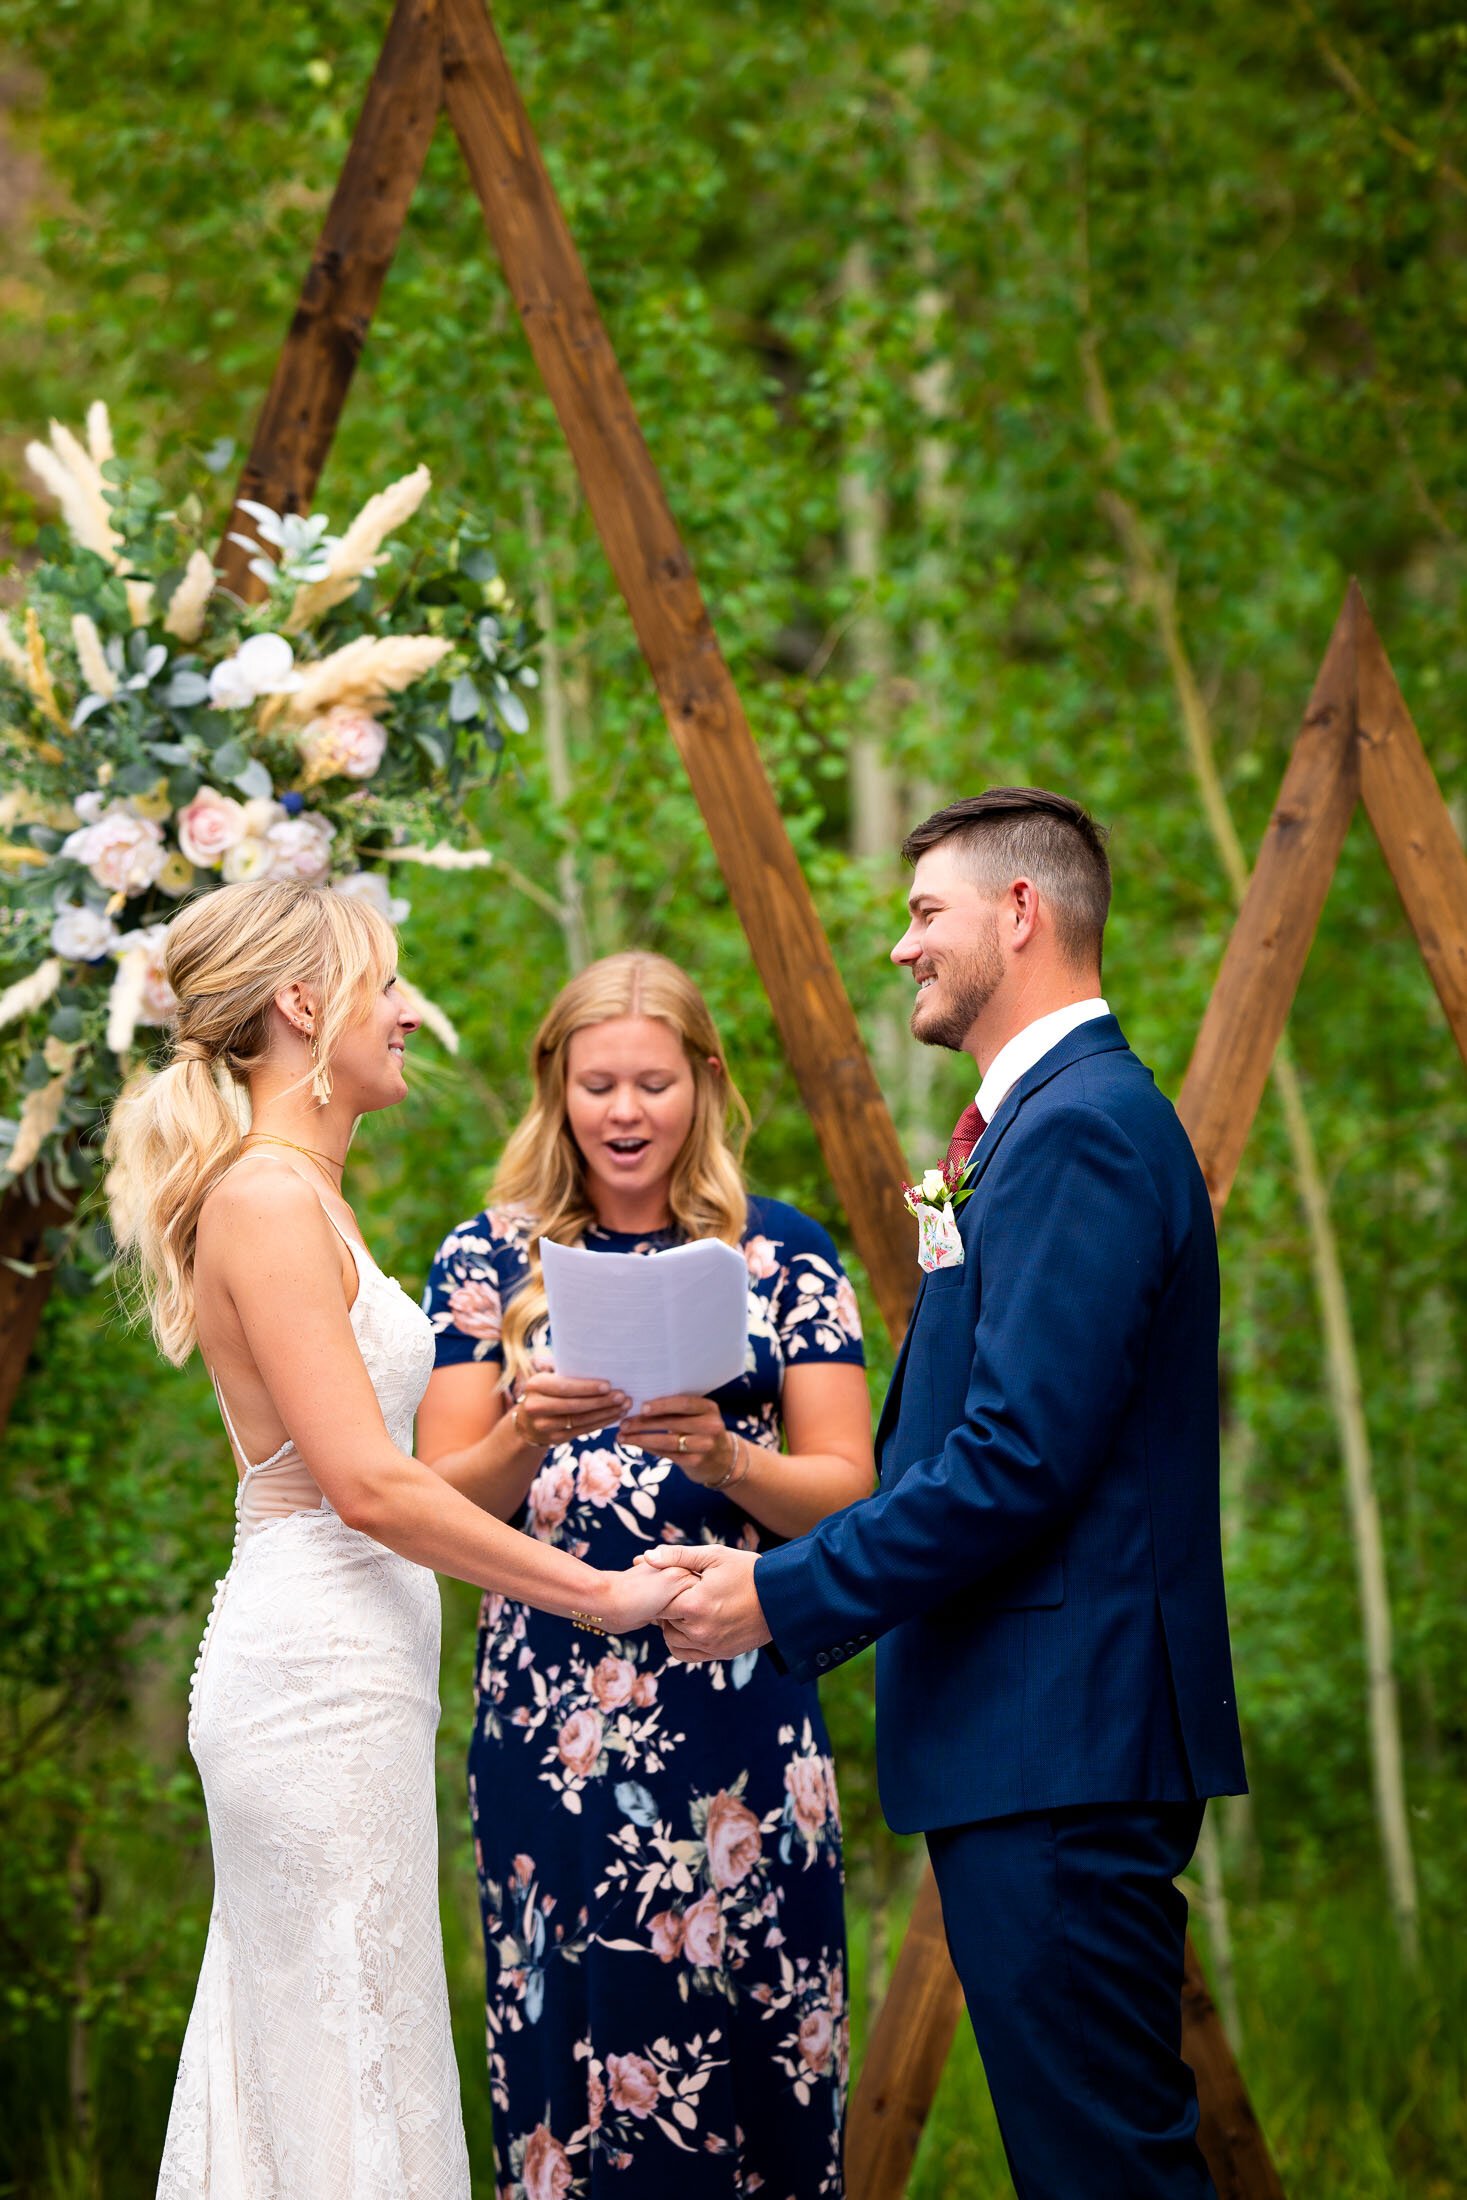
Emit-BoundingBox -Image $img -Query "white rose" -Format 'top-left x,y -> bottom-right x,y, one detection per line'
265,812 -> 335,882
51,903 -> 119,961
207,630 -> 300,709
221,836 -> 273,883
177,786 -> 248,868
334,870 -> 410,926
62,806 -> 166,896
298,706 -> 387,782
240,795 -> 285,837
112,923 -> 177,1024
73,789 -> 108,825
921,1168 -> 947,1200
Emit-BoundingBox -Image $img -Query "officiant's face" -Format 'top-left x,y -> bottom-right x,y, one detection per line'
564,1016 -> 699,1210
895,846 -> 1005,1052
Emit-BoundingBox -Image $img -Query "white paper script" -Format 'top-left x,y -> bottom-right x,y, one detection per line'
540,1235 -> 750,1412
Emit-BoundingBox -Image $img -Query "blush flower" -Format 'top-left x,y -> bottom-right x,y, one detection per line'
176,786 -> 247,870
681,1890 -> 725,1969
555,1707 -> 603,1781
527,1458 -> 574,1538
447,1278 -> 501,1341
631,1672 -> 658,1708
705,1790 -> 762,1890
784,1755 -> 829,1834
112,923 -> 177,1024
265,811 -> 335,882
606,2052 -> 659,2120
575,1450 -> 623,1506
520,2125 -> 572,2200
588,1655 -> 636,1712
799,2008 -> 833,2076
298,704 -> 388,781
50,903 -> 118,962
62,804 -> 166,895
647,1910 -> 684,1964
833,1276 -> 862,1339
744,1235 -> 779,1280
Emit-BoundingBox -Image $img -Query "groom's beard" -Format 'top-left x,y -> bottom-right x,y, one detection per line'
911,918 -> 1004,1051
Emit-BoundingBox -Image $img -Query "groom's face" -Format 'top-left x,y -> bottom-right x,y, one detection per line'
894,847 -> 1006,1052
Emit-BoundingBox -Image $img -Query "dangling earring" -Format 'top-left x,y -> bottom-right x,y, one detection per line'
308,1028 -> 330,1107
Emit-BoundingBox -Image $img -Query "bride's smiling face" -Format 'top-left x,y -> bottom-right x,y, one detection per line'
564,1016 -> 699,1213
323,971 -> 420,1114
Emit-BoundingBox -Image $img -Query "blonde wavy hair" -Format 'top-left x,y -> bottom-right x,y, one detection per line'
105,879 -> 397,1367
495,952 -> 751,1387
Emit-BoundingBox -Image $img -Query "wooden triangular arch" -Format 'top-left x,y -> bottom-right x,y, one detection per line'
207,7 -> 1467,2200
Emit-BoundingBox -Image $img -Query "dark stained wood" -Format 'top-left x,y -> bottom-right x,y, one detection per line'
847,1865 -> 967,2199
1183,1937 -> 1287,2200
439,0 -> 918,1340
218,0 -> 444,597
1178,585 -> 1362,1214
0,1179 -> 73,1434
1354,588 -> 1467,1074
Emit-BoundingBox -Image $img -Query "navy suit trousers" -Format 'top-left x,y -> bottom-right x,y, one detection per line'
927,1802 -> 1216,2200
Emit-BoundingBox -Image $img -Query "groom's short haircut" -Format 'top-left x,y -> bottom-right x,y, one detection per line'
901,788 -> 1112,969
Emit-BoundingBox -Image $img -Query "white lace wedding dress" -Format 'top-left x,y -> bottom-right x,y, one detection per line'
158,1197 -> 471,2200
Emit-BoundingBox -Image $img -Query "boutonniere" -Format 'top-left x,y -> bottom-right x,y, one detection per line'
902,1156 -> 976,1272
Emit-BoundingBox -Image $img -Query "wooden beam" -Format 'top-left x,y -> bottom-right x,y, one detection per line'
846,1867 -> 967,2199
1178,586 -> 1362,1211
1184,1937 -> 1286,2200
218,0 -> 444,596
438,0 -> 918,1342
1354,590 -> 1467,1073
0,1180 -> 74,1433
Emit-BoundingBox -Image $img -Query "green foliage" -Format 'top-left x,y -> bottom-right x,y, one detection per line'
1,0 -> 1466,2193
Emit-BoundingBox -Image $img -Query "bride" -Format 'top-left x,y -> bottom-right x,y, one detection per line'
106,878 -> 681,2198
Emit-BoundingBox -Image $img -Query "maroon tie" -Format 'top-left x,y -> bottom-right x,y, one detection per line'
945,1100 -> 986,1178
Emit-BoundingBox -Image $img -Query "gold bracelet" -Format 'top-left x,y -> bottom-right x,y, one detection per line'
569,1608 -> 609,1635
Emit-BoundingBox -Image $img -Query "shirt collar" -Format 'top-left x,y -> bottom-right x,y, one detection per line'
975,998 -> 1110,1124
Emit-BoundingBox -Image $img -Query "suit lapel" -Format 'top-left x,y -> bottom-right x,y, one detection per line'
874,1016 -> 1133,1468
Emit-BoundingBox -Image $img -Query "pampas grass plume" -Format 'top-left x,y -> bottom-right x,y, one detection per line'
164,549 -> 215,642
72,613 -> 117,698
265,633 -> 450,727
0,957 -> 62,1031
285,465 -> 432,631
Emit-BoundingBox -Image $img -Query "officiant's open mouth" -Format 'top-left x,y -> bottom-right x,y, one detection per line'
605,1136 -> 653,1167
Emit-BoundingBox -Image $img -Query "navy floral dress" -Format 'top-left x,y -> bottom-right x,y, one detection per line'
423,1198 -> 866,2200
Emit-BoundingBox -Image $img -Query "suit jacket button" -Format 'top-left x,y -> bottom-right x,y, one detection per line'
816,1651 -> 830,1670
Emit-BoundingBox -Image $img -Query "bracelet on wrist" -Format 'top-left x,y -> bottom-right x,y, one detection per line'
570,1607 -> 609,1635
711,1433 -> 753,1492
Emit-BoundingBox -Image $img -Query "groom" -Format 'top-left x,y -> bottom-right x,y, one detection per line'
647,788 -> 1247,2198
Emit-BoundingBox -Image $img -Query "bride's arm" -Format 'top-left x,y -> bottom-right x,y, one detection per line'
212,1173 -> 675,1631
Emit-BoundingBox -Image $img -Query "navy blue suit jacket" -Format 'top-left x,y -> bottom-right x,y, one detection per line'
755,1016 -> 1247,1835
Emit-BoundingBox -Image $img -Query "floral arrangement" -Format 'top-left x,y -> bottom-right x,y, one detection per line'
0,405 -> 538,1277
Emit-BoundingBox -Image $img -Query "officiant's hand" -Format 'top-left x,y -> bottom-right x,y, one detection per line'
618,1394 -> 735,1483
514,1350 -> 630,1450
636,1543 -> 770,1661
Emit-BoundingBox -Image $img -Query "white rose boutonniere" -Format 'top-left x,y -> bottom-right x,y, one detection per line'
903,1153 -> 977,1273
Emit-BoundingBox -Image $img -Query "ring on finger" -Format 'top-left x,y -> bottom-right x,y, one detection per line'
678,1434 -> 687,1455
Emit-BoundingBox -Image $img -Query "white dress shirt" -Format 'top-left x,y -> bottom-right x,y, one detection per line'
974,998 -> 1110,1125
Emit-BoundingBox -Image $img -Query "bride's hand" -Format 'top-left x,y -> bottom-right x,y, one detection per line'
599,1559 -> 694,1633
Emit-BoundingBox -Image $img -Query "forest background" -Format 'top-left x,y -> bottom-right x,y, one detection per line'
1,1 -> 1465,2195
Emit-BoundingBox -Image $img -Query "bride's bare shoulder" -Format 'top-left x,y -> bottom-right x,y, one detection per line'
199,1153 -> 334,1251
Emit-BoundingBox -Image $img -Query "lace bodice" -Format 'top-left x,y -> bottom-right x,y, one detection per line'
215,1220 -> 435,1543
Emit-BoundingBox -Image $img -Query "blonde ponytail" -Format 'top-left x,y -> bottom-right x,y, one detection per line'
105,879 -> 395,1365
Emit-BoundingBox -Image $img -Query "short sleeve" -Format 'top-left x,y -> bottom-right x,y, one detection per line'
422,1213 -> 512,1368
752,1201 -> 865,1369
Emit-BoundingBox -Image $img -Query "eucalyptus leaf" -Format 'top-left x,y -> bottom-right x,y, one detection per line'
448,674 -> 484,724
493,688 -> 530,734
211,738 -> 249,779
162,670 -> 210,708
461,548 -> 498,582
232,759 -> 274,801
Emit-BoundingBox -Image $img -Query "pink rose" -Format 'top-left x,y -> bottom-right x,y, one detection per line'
575,1449 -> 623,1506
447,1278 -> 501,1340
647,1910 -> 684,1964
556,1706 -> 603,1780
264,811 -> 335,881
744,1234 -> 779,1280
298,704 -> 387,782
527,1459 -> 574,1538
588,1655 -> 636,1712
833,1276 -> 862,1339
587,2064 -> 605,2131
63,805 -> 167,894
631,1672 -> 658,1708
799,2008 -> 833,2076
512,1854 -> 535,1889
705,1790 -> 762,1891
607,2052 -> 659,2120
784,1755 -> 829,1834
681,1890 -> 725,1969
175,786 -> 246,870
520,2124 -> 572,2200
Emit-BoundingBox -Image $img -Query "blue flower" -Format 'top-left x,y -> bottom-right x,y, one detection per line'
280,790 -> 304,816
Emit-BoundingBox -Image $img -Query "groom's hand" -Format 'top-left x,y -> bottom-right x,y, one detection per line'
638,1544 -> 770,1662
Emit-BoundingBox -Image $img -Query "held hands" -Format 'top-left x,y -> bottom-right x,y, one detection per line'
600,1556 -> 698,1633
636,1544 -> 770,1662
618,1394 -> 736,1484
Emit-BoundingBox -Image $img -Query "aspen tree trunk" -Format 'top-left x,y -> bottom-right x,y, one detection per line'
839,242 -> 904,1096
522,481 -> 589,972
904,61 -> 951,1160
1195,1807 -> 1242,2050
1079,321 -> 1420,1964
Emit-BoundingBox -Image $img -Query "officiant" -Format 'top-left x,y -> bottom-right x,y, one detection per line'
418,951 -> 873,2200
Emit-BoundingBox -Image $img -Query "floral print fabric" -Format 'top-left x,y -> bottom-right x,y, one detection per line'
423,1199 -> 865,2200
